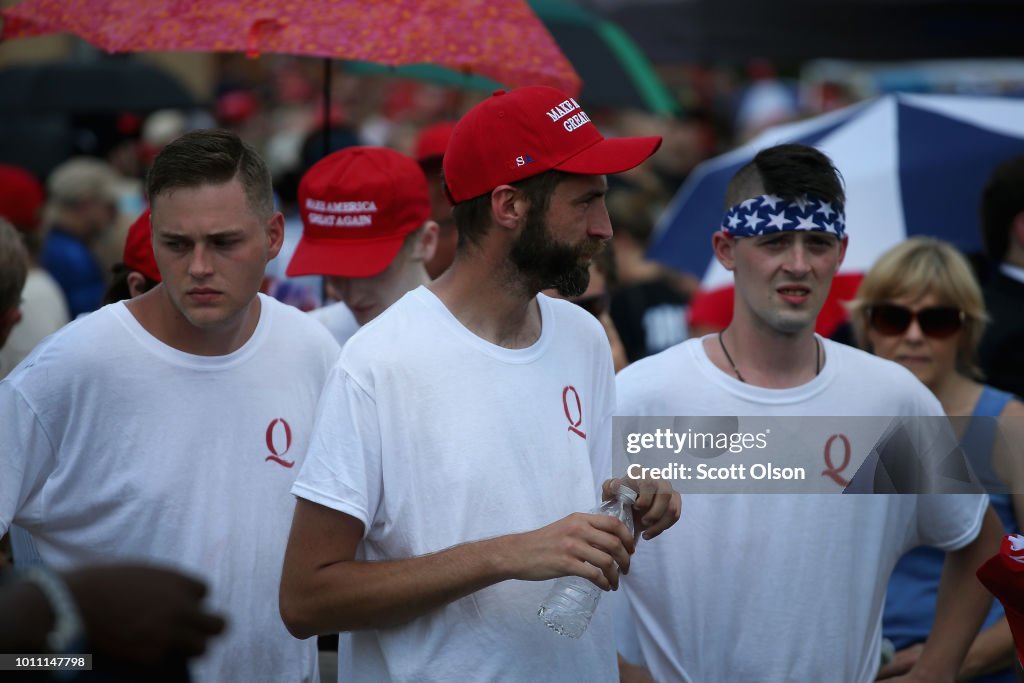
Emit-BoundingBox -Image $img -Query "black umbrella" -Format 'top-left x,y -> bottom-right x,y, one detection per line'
0,58 -> 198,178
585,0 -> 1024,65
536,0 -> 677,114
0,58 -> 196,114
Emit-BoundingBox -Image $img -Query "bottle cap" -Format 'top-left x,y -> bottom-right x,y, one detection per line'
617,485 -> 638,503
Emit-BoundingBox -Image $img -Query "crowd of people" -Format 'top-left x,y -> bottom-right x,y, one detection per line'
0,77 -> 1023,683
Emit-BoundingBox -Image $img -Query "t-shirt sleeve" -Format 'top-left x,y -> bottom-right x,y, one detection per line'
915,494 -> 988,551
291,365 -> 382,536
0,383 -> 56,534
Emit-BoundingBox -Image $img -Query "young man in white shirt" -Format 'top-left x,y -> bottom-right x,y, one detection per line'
0,129 -> 340,682
280,86 -> 680,682
286,146 -> 439,346
616,143 -> 1002,683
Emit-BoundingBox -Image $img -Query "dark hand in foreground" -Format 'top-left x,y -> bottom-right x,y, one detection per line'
67,564 -> 226,663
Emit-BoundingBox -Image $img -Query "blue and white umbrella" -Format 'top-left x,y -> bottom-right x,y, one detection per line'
649,93 -> 1024,290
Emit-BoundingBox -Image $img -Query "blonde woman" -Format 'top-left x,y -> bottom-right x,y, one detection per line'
850,237 -> 1024,682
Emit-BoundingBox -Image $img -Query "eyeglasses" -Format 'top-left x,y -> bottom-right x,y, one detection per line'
572,292 -> 610,319
868,304 -> 964,339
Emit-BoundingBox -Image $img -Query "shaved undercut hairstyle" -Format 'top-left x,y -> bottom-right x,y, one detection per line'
146,129 -> 274,221
724,143 -> 845,212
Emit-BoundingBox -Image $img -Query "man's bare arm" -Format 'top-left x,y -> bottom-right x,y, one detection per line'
279,498 -> 635,638
902,506 -> 1004,683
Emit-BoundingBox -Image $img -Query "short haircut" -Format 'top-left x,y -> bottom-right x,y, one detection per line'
445,170 -> 568,250
980,154 -> 1024,262
725,143 -> 845,212
146,129 -> 274,220
848,236 -> 988,378
0,219 -> 29,314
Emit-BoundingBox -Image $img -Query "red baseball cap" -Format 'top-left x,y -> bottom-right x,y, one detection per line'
288,146 -> 431,278
123,208 -> 161,282
443,87 -> 662,204
0,164 -> 45,231
414,121 -> 456,164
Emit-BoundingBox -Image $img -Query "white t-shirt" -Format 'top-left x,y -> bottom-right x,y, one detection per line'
293,286 -> 618,683
0,268 -> 69,379
0,294 -> 340,683
308,301 -> 359,347
615,336 -> 988,683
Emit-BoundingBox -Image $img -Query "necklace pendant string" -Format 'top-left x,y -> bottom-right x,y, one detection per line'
718,331 -> 821,384
718,331 -> 746,383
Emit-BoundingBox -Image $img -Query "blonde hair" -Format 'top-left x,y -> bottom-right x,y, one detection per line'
848,237 -> 988,378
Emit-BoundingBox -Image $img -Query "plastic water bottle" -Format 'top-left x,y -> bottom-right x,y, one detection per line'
537,485 -> 637,638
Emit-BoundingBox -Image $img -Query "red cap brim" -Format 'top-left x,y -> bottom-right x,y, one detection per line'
286,234 -> 406,279
554,136 -> 662,176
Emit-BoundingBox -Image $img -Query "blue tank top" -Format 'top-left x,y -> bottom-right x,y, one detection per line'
883,386 -> 1017,683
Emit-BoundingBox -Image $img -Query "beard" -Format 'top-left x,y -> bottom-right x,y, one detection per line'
509,207 -> 602,297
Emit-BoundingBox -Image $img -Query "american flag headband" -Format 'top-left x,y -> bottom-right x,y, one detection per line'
720,194 -> 846,239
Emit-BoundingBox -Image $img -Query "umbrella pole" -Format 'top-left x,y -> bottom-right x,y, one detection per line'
322,57 -> 331,159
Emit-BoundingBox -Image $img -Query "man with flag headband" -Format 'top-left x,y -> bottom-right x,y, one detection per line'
615,143 -> 1001,683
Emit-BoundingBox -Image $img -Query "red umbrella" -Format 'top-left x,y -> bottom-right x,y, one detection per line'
0,0 -> 581,93
0,0 -> 581,94
2,0 -> 581,160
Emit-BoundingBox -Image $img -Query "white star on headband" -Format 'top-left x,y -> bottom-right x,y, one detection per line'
761,194 -> 783,209
816,201 -> 836,219
766,211 -> 790,230
744,213 -> 765,230
796,215 -> 819,230
793,195 -> 811,212
727,214 -> 742,229
739,198 -> 758,210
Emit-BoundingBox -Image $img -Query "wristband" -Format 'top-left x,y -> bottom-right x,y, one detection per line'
20,567 -> 85,653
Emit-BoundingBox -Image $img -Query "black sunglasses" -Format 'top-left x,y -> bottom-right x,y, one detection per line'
868,304 -> 964,339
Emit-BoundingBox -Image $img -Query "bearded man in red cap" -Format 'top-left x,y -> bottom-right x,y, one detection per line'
281,87 -> 680,682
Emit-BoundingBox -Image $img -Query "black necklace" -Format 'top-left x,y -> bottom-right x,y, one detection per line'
717,330 -> 820,384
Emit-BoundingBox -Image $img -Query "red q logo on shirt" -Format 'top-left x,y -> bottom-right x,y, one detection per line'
821,433 -> 851,487
563,386 -> 586,440
265,418 -> 295,468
